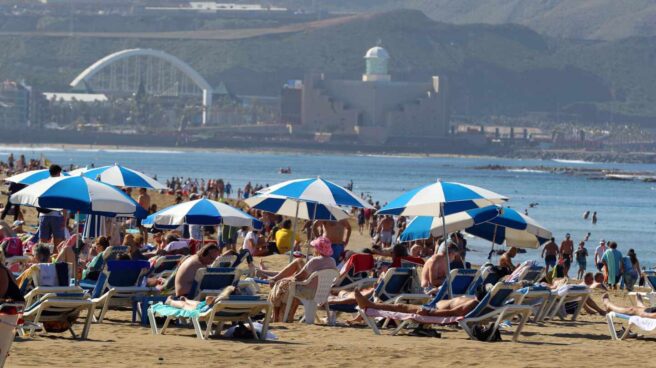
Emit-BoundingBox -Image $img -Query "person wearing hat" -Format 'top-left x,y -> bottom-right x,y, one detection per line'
265,236 -> 337,322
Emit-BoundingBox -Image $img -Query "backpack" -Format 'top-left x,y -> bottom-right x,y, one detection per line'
1,237 -> 23,257
471,324 -> 502,342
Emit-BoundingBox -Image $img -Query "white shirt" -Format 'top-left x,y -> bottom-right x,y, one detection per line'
594,245 -> 607,263
242,231 -> 258,253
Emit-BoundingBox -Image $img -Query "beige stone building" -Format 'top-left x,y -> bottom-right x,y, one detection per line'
293,44 -> 449,143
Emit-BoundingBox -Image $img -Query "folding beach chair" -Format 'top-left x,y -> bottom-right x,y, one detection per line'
327,267 -> 425,325
628,271 -> 656,307
211,254 -> 238,268
283,268 -> 339,324
359,282 -> 532,342
606,312 -> 656,340
18,292 -> 95,339
513,285 -> 552,322
541,285 -> 590,321
148,294 -> 273,340
189,267 -> 240,300
149,255 -> 182,279
332,253 -> 377,293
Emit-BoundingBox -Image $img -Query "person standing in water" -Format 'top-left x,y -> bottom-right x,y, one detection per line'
592,212 -> 598,225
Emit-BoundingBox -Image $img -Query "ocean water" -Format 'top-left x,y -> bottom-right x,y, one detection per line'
2,145 -> 655,268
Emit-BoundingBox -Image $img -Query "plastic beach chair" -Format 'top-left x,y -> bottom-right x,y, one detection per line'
188,267 -> 240,300
149,255 -> 182,279
606,311 -> 656,340
283,269 -> 339,324
628,271 -> 656,307
541,285 -> 590,321
332,253 -> 377,293
148,295 -> 273,340
18,292 -> 95,339
327,267 -> 425,325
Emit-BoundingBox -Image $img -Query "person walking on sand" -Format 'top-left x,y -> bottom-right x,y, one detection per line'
541,237 -> 559,273
602,241 -> 623,289
560,233 -> 574,277
575,241 -> 588,280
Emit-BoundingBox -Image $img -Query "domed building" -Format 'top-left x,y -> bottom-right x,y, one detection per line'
282,43 -> 449,145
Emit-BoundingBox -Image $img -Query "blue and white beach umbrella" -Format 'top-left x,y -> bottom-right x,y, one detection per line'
82,164 -> 166,190
4,169 -> 70,185
465,208 -> 552,249
245,195 -> 350,221
255,177 -> 373,209
142,198 -> 262,229
400,206 -> 501,242
378,180 -> 508,217
10,176 -> 147,218
379,180 -> 507,297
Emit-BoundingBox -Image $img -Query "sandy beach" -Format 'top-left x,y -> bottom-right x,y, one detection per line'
6,255 -> 654,368
2,176 -> 655,368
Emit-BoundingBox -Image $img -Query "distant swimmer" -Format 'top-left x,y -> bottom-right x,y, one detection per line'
584,232 -> 591,242
529,202 -> 539,208
592,211 -> 598,225
583,211 -> 590,220
524,209 -> 529,215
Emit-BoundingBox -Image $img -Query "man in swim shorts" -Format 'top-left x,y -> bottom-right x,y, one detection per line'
541,237 -> 559,273
560,233 -> 574,277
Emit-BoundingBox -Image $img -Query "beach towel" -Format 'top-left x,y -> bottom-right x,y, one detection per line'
628,315 -> 656,332
340,254 -> 375,275
602,249 -> 622,284
150,301 -> 211,319
507,260 -> 537,283
224,321 -> 278,340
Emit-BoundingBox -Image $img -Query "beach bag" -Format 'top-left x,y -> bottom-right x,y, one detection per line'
471,324 -> 502,342
1,237 -> 23,257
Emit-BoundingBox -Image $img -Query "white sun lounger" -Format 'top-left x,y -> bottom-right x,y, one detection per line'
606,311 -> 656,340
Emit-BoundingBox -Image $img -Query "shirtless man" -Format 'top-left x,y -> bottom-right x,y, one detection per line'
499,247 -> 518,272
541,237 -> 559,273
174,244 -> 221,297
137,187 -> 151,242
376,215 -> 395,248
560,233 -> 574,277
421,251 -> 448,292
353,288 -> 479,317
313,219 -> 351,263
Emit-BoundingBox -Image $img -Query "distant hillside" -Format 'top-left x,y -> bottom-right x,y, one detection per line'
280,0 -> 656,41
0,10 -> 654,122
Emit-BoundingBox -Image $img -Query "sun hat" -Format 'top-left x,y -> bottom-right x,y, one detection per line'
310,236 -> 333,257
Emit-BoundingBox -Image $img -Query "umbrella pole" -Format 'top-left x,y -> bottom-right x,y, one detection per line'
488,224 -> 499,260
73,211 -> 81,286
290,200 -> 300,263
307,202 -> 318,259
441,202 -> 453,298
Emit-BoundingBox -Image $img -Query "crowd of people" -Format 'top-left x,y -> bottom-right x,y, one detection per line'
0,156 -> 654,343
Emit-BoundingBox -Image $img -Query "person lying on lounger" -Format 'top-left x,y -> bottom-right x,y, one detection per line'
602,293 -> 656,318
353,289 -> 481,317
164,286 -> 234,311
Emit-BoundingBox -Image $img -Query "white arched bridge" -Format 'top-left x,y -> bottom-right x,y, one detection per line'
70,48 -> 213,125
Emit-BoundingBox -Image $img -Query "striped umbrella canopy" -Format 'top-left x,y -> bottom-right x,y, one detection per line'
400,206 -> 501,242
377,180 -> 508,217
255,177 -> 373,209
67,167 -> 88,176
142,198 -> 262,229
82,164 -> 166,190
465,208 -> 552,249
4,169 -> 70,185
245,194 -> 350,221
10,176 -> 147,218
